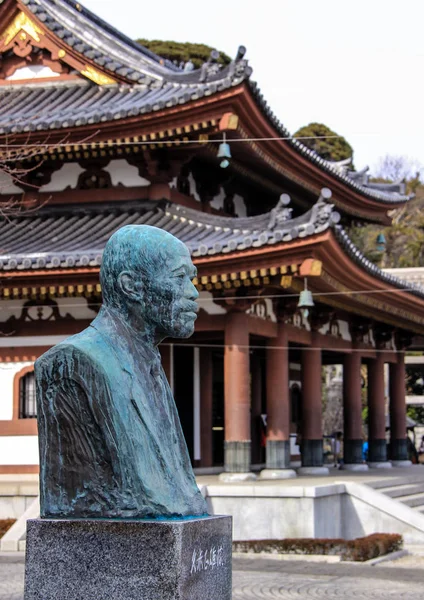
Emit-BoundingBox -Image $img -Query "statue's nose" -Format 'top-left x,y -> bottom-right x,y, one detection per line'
187,280 -> 199,300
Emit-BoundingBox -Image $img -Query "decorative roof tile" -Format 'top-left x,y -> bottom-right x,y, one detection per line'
0,188 -> 422,300
0,1 -> 411,206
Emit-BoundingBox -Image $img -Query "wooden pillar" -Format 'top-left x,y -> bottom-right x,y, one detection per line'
343,353 -> 364,465
200,348 -> 213,467
265,323 -> 291,469
300,345 -> 325,468
367,355 -> 388,464
223,311 -> 252,474
389,352 -> 408,462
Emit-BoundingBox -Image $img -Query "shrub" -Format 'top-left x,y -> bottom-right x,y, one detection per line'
0,519 -> 16,537
342,534 -> 402,562
233,533 -> 402,562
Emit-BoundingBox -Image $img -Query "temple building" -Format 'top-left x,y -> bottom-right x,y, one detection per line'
0,0 -> 423,479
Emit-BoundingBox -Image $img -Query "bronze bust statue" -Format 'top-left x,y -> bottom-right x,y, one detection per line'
35,225 -> 208,519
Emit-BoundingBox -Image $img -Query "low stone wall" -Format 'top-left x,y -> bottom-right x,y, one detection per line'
4,478 -> 424,550
0,475 -> 38,520
205,482 -> 424,544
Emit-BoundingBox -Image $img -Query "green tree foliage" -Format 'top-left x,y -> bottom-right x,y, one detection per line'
407,406 -> 424,426
135,39 -> 231,69
293,122 -> 354,163
348,158 -> 424,269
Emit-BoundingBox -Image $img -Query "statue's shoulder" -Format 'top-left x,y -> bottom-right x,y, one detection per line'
35,326 -> 109,378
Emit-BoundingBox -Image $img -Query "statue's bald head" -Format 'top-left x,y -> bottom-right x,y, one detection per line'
100,225 -> 185,309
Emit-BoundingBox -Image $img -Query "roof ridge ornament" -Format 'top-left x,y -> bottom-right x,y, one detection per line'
268,193 -> 292,229
313,188 -> 341,229
199,49 -> 222,83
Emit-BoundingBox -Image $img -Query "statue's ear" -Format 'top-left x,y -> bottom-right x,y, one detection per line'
118,271 -> 144,302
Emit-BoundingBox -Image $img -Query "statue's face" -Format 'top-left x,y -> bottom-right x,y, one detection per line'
144,241 -> 199,340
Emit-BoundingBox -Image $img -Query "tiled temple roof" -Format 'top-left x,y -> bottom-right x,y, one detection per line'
247,81 -> 413,205
0,78 -> 245,132
0,188 -> 422,300
0,190 -> 339,270
0,1 -> 411,205
0,77 -> 413,205
22,0 -> 251,83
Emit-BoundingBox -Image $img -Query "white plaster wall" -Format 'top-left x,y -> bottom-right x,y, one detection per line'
0,300 -> 24,323
210,191 -> 247,216
210,187 -> 225,211
6,65 -> 60,81
246,299 -> 277,322
41,163 -> 84,192
0,336 -> 67,348
197,291 -> 226,315
0,298 -> 97,323
105,159 -> 150,187
318,320 -> 351,341
0,173 -> 22,195
0,362 -> 32,420
188,173 -> 201,202
338,320 -> 351,341
233,194 -> 247,218
56,297 -> 98,320
0,436 -> 39,465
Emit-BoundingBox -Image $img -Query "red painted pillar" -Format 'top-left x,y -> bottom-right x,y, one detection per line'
389,352 -> 408,462
223,311 -> 252,474
367,355 -> 388,463
265,323 -> 291,469
300,345 -> 324,467
343,353 -> 364,464
200,348 -> 213,467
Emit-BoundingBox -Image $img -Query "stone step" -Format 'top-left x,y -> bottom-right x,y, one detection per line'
380,482 -> 424,498
368,475 -> 424,491
400,492 -> 424,508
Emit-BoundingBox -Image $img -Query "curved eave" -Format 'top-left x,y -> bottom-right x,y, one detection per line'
195,230 -> 424,335
0,80 -> 242,137
3,228 -> 424,333
227,84 -> 410,222
0,0 -> 247,88
0,78 -> 410,223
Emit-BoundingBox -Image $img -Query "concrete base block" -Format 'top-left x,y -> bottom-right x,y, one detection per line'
218,472 -> 257,482
341,463 -> 369,472
368,461 -> 393,469
297,466 -> 330,476
24,516 -> 232,600
258,469 -> 297,480
391,460 -> 413,467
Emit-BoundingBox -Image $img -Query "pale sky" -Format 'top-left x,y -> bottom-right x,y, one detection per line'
82,0 -> 424,174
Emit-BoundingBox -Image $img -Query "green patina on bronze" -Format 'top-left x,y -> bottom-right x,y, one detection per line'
35,225 -> 208,519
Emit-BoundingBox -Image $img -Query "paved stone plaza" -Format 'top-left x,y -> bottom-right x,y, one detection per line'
2,552 -> 424,600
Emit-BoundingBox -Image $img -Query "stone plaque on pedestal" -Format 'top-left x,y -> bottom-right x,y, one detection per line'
24,515 -> 232,600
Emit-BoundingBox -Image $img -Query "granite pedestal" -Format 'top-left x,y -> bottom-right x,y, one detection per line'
24,516 -> 232,600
